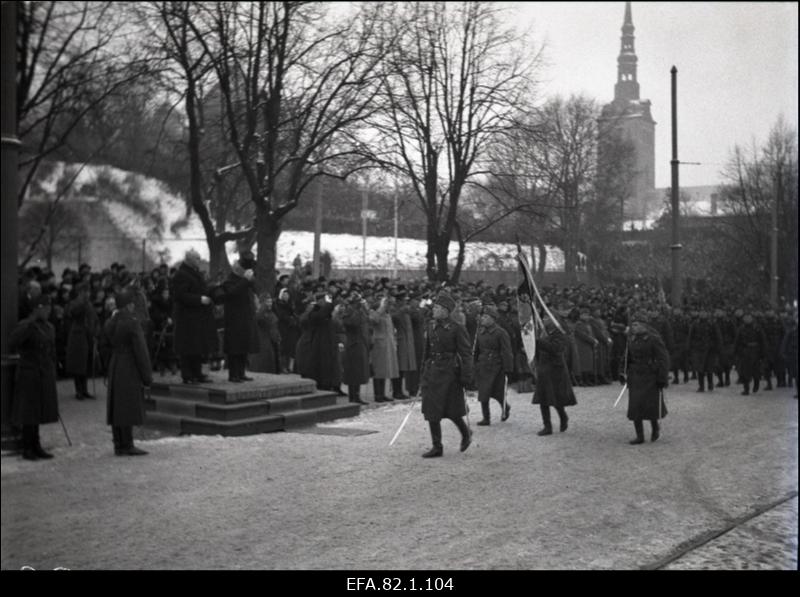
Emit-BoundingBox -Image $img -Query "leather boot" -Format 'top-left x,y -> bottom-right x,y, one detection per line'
650,420 -> 660,442
391,377 -> 409,400
537,404 -> 553,436
348,385 -> 367,405
672,370 -> 680,384
373,379 -> 392,402
697,375 -> 705,392
707,372 -> 714,391
477,402 -> 490,426
556,406 -> 568,432
422,421 -> 443,458
629,419 -> 645,444
764,376 -> 773,391
753,378 -> 760,393
725,370 -> 731,386
501,401 -> 511,422
453,418 -> 472,452
22,425 -> 39,461
741,381 -> 750,395
33,427 -> 53,459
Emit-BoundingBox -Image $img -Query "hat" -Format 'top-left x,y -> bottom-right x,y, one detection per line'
116,288 -> 136,309
481,305 -> 499,321
434,292 -> 456,313
630,310 -> 649,324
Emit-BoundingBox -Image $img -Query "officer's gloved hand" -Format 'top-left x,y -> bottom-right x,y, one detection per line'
618,374 -> 626,385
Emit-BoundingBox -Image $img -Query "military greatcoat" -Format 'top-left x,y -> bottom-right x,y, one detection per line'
624,330 -> 669,422
473,322 -> 513,404
420,318 -> 473,422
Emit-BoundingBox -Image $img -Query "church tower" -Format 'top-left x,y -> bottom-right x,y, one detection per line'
598,2 -> 656,221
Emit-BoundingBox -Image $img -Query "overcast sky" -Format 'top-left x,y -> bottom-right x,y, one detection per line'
507,1 -> 798,188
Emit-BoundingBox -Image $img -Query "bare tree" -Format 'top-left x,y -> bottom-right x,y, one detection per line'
16,1 -> 152,207
372,2 -> 539,282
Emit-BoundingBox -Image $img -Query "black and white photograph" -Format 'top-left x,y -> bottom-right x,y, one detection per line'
1,1 -> 797,575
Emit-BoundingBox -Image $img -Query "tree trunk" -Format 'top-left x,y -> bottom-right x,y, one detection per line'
208,237 -> 230,280
536,243 -> 547,277
255,206 -> 281,296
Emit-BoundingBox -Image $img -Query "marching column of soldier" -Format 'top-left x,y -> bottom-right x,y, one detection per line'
12,251 -> 799,461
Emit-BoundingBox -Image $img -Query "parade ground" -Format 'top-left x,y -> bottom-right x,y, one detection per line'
1,377 -> 797,571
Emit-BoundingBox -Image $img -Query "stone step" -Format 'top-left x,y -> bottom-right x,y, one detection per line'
148,403 -> 362,437
144,390 -> 339,421
150,373 -> 318,404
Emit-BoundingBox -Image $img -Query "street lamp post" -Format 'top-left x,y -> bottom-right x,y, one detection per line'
670,66 -> 682,307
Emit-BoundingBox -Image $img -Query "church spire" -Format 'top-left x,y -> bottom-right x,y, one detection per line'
614,2 -> 640,102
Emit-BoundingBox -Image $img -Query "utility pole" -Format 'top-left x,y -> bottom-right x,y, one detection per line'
770,162 -> 781,308
670,66 -> 682,307
393,189 -> 399,278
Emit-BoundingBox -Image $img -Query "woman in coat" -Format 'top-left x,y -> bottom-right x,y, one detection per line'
369,293 -> 400,402
249,294 -> 281,374
275,287 -> 300,373
10,294 -> 59,460
419,292 -> 473,458
620,311 -> 669,444
65,283 -> 99,399
105,289 -> 153,456
339,291 -> 371,404
532,316 -> 577,436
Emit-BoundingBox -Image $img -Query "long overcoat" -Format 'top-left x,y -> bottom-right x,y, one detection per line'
105,310 -> 152,426
716,316 -> 738,370
275,299 -> 300,360
624,330 -> 669,421
297,302 -> 340,388
222,268 -> 258,355
589,317 -> 612,377
340,303 -> 371,386
392,305 -> 417,373
781,325 -> 798,381
369,307 -> 400,380
531,328 -> 577,408
573,320 -> 597,375
669,314 -> 690,370
420,318 -> 473,422
687,319 -> 722,372
733,322 -> 766,381
10,318 -> 59,426
65,297 -> 99,375
408,305 -> 425,370
473,322 -> 513,403
171,263 -> 214,356
249,305 -> 281,373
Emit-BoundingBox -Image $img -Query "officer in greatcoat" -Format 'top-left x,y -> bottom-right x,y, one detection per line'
733,312 -> 767,395
171,249 -> 214,384
619,311 -> 669,445
10,294 -> 59,460
715,309 -> 737,388
532,315 -> 577,436
222,251 -> 259,382
669,307 -> 691,384
473,304 -> 514,426
105,288 -> 152,456
339,290 -> 371,405
419,292 -> 473,458
687,310 -> 722,392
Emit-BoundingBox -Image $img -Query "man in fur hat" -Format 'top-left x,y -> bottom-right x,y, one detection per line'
419,292 -> 473,458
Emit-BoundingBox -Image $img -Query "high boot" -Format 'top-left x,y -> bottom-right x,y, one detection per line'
724,370 -> 731,387
764,374 -> 773,391
348,384 -> 367,405
707,372 -> 714,391
537,404 -> 553,436
453,417 -> 472,452
672,369 -> 680,384
391,377 -> 409,400
650,419 -> 660,442
422,421 -> 443,458
683,370 -> 689,384
477,402 -> 491,426
21,425 -> 39,460
752,378 -> 760,393
373,379 -> 392,402
741,380 -> 750,396
556,405 -> 568,432
629,419 -> 645,444
697,374 -> 705,393
500,399 -> 511,422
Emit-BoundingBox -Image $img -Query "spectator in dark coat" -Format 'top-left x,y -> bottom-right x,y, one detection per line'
473,304 -> 514,426
10,294 -> 59,461
222,252 -> 259,382
65,282 -> 99,400
249,294 -> 281,374
733,312 -> 767,395
297,292 -> 341,391
715,309 -> 737,387
338,291 -> 370,404
669,307 -> 691,384
532,316 -> 577,436
419,292 -> 473,458
687,310 -> 722,392
405,295 -> 426,397
275,287 -> 300,373
780,314 -> 798,398
171,250 -> 214,384
105,289 -> 152,456
620,311 -> 669,445
391,292 -> 417,400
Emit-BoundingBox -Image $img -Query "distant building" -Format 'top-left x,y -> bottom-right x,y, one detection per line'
597,2 -> 657,222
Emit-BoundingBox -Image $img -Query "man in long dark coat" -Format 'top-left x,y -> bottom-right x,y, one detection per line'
762,309 -> 785,390
222,252 -> 259,383
669,306 -> 691,384
733,312 -> 767,395
715,308 -> 737,388
391,292 -> 416,400
687,310 -> 722,392
105,289 -> 152,456
65,282 -> 99,399
298,292 -> 341,391
620,311 -> 669,445
171,250 -> 214,384
339,290 -> 370,404
532,316 -> 577,436
419,292 -> 473,458
473,304 -> 514,426
405,294 -> 425,397
275,287 -> 300,373
10,294 -> 59,460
